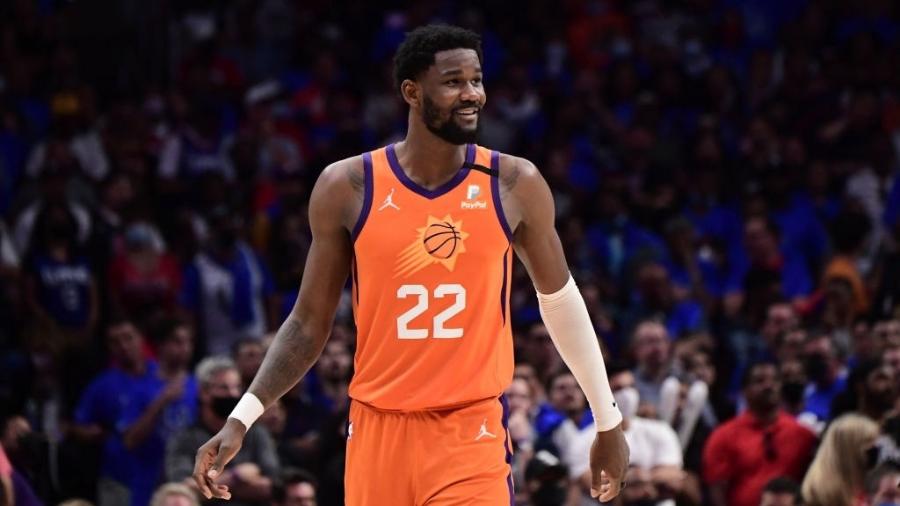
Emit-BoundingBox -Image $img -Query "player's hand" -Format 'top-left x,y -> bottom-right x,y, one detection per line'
589,423 -> 629,502
193,418 -> 247,500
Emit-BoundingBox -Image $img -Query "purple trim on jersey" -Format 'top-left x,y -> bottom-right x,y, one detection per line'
351,152 -> 374,243
386,143 -> 475,199
500,395 -> 514,505
491,151 -> 513,241
352,255 -> 360,304
500,247 -> 509,325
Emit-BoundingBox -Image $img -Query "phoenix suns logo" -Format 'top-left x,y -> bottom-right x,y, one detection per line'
394,215 -> 469,278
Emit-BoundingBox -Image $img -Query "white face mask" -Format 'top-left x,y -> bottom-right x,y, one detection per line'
614,387 -> 640,420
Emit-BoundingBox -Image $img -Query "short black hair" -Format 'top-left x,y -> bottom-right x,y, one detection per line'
231,336 -> 264,356
741,359 -> 779,388
545,368 -> 574,393
148,315 -> 191,346
393,24 -> 483,96
273,467 -> 318,502
606,360 -> 633,379
830,209 -> 871,254
762,476 -> 801,504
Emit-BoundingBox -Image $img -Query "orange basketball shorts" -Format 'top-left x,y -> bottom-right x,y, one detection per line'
344,396 -> 514,505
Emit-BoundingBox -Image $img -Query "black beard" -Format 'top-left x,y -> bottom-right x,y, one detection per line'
423,95 -> 479,145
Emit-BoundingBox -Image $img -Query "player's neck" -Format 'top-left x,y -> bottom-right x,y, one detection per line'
396,127 -> 469,189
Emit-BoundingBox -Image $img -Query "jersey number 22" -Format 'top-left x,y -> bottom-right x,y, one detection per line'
396,284 -> 466,339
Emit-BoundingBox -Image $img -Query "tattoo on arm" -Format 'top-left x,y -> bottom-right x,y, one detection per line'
347,164 -> 363,193
501,159 -> 521,192
249,317 -> 324,406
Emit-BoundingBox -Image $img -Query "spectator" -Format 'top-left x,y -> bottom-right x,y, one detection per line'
87,171 -> 136,271
232,338 -> 265,390
25,89 -> 109,182
801,413 -> 880,506
0,443 -> 12,506
703,361 -> 817,506
148,483 -> 198,506
120,317 -> 198,500
569,362 -> 690,506
514,363 -> 547,406
622,262 -> 706,340
864,462 -> 900,506
533,371 -> 593,476
738,216 -> 812,315
778,359 -> 808,417
22,202 -> 98,356
630,320 -> 679,417
758,476 -> 802,506
107,222 -> 182,329
504,377 -> 536,504
516,324 -> 565,387
307,341 -> 351,416
180,205 -> 276,355
523,450 -> 571,506
257,399 -> 297,467
821,209 -> 872,318
272,468 -> 317,506
157,102 -> 235,184
70,317 -> 160,506
800,333 -> 848,431
13,167 -> 92,259
759,303 -> 799,354
0,218 -> 22,350
886,338 -> 900,386
165,357 -> 279,506
830,359 -> 897,423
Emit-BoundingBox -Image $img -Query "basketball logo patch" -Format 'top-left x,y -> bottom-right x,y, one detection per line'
394,215 -> 469,278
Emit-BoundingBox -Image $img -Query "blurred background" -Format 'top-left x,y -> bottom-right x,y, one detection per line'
0,0 -> 899,505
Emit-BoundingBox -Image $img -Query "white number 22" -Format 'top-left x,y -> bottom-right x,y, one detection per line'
396,284 -> 466,339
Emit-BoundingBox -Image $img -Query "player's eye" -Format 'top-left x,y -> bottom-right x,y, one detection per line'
472,78 -> 482,85
445,79 -> 458,86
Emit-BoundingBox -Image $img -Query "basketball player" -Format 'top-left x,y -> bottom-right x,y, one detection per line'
193,24 -> 629,504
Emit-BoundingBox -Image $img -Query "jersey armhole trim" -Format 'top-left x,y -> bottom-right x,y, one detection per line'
351,152 -> 373,243
491,150 -> 514,242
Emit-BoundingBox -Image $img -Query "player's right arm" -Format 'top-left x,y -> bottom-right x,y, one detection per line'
192,157 -> 361,500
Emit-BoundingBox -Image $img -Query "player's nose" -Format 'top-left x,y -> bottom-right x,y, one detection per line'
459,82 -> 481,102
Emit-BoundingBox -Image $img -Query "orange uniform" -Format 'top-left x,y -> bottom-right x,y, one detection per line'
346,143 -> 515,505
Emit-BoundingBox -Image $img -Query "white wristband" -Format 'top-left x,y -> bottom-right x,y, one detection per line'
537,275 -> 623,431
229,393 -> 265,430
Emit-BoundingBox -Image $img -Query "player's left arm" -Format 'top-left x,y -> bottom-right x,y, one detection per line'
503,154 -> 629,502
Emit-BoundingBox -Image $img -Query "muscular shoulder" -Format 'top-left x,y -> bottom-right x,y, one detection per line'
497,153 -> 540,194
311,155 -> 365,230
496,153 -> 552,233
315,155 -> 365,196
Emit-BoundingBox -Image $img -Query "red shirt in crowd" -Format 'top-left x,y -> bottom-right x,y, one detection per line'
0,443 -> 10,478
703,411 -> 817,506
107,251 -> 182,316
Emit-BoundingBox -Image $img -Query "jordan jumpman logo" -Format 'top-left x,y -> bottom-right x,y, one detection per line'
378,188 -> 400,211
475,419 -> 497,441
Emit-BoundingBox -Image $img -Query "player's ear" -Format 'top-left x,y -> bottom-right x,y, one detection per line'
400,79 -> 420,108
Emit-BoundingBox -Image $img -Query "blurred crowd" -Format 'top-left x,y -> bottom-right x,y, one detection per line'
1,0 -> 900,505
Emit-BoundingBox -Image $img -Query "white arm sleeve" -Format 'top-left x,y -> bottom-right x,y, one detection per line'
537,275 -> 623,431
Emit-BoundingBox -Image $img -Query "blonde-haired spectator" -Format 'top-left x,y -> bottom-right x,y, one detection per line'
801,414 -> 880,506
149,483 -> 199,506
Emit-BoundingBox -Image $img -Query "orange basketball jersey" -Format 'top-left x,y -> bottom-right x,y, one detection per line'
349,143 -> 514,411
